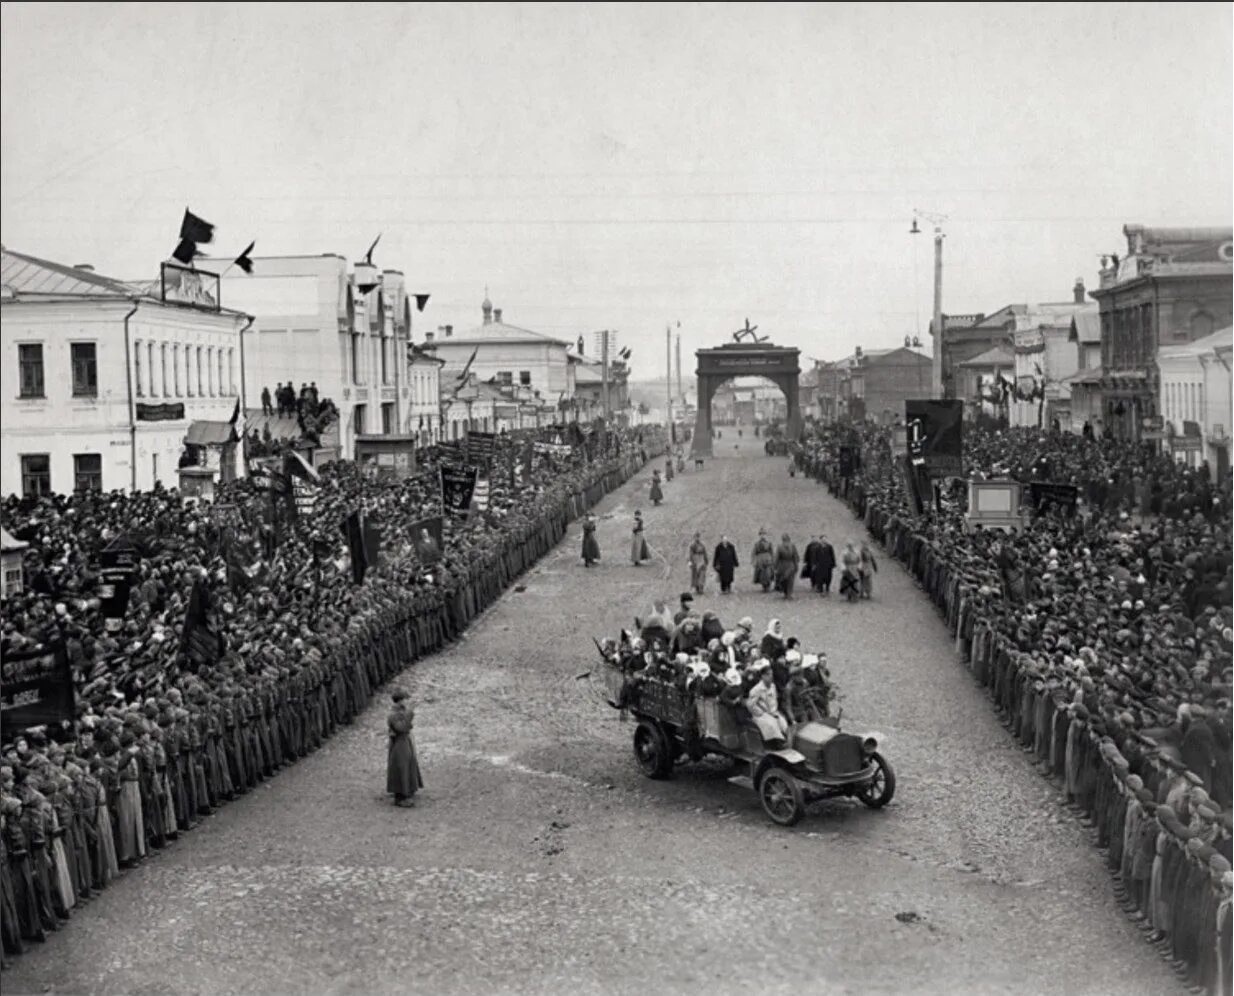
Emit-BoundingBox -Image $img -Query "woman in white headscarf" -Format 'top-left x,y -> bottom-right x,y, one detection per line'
760,618 -> 787,661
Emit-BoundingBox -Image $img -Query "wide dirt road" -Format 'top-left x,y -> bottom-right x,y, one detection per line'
8,436 -> 1178,996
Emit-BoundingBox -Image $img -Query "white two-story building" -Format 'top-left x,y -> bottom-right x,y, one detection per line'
1,248 -> 250,496
427,297 -> 576,419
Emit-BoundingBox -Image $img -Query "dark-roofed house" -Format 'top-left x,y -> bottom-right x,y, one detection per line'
1,247 -> 251,496
1063,307 -> 1104,435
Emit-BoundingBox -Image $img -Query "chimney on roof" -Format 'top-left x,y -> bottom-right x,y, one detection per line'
75,264 -> 94,272
854,345 -> 863,359
439,324 -> 454,338
425,330 -> 435,343
577,336 -> 584,355
493,307 -> 502,324
1073,278 -> 1086,304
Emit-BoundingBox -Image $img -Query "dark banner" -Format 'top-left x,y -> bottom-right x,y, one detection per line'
1,643 -> 75,743
899,455 -> 925,517
1028,482 -> 1079,518
440,464 -> 479,518
905,399 -> 964,479
136,402 -> 186,422
410,515 -> 444,566
467,431 -> 496,466
180,578 -> 221,671
341,511 -> 370,585
98,534 -> 141,632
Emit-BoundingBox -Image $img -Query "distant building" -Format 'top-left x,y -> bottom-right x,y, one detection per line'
815,346 -> 929,425
427,296 -> 575,418
1089,224 -> 1233,442
1008,293 -> 1092,430
1061,308 -> 1104,434
406,343 -> 445,445
1,248 -> 249,496
1158,325 -> 1231,476
957,344 -> 1015,420
930,281 -> 1090,400
847,347 -> 932,425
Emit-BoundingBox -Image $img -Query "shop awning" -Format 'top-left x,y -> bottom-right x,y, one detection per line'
1061,366 -> 1104,386
185,421 -> 236,446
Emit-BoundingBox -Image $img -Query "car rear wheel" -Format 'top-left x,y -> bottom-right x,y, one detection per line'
633,720 -> 672,779
858,752 -> 896,808
758,765 -> 804,826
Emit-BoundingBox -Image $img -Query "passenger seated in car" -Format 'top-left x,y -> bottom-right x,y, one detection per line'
784,657 -> 824,724
747,661 -> 789,746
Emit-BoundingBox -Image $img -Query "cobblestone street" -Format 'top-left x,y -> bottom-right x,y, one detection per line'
6,438 -> 1181,996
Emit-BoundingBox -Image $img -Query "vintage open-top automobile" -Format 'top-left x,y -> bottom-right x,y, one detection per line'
604,669 -> 895,826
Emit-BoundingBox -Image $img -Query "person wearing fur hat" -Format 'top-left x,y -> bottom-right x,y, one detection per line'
386,688 -> 423,808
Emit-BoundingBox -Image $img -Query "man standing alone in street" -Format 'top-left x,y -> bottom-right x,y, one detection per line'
712,535 -> 739,594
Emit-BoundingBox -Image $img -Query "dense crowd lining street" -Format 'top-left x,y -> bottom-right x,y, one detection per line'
4,436 -> 1180,996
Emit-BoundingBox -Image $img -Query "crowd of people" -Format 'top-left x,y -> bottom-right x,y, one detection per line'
0,425 -> 666,966
601,597 -> 838,746
796,423 -> 1232,994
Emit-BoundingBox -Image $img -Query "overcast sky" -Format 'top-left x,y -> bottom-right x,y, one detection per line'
2,3 -> 1230,373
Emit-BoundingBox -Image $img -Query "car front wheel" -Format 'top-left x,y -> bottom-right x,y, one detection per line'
858,752 -> 896,808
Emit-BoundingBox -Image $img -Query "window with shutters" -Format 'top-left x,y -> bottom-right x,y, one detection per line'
135,340 -> 144,397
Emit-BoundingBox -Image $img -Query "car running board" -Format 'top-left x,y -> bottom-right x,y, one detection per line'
727,775 -> 755,791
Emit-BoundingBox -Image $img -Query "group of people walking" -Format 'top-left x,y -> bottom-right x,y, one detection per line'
581,510 -> 878,603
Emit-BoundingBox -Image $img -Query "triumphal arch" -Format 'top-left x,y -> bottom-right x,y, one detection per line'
691,334 -> 802,458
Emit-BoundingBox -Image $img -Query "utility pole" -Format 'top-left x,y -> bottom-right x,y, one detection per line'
600,330 -> 611,421
912,209 -> 947,399
675,332 -> 683,408
666,324 -> 673,426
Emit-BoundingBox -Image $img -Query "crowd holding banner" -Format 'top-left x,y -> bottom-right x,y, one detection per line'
796,421 -> 1232,994
0,422 -> 665,964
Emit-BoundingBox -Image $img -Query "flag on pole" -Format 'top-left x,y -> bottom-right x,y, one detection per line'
363,234 -> 381,265
180,208 -> 215,244
171,239 -> 200,265
456,346 -> 479,385
414,293 -> 430,312
234,241 -> 256,274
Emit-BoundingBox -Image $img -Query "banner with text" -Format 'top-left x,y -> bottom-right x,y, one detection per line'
905,400 -> 964,478
1,642 -> 75,743
440,464 -> 479,518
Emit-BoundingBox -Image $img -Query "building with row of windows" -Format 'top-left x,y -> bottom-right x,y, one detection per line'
1,248 -> 250,497
204,254 -> 440,459
811,346 -> 932,425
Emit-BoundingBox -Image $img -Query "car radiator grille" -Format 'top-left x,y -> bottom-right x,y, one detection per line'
824,736 -> 864,776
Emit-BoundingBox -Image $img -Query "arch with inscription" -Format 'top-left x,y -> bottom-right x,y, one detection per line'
691,343 -> 802,457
